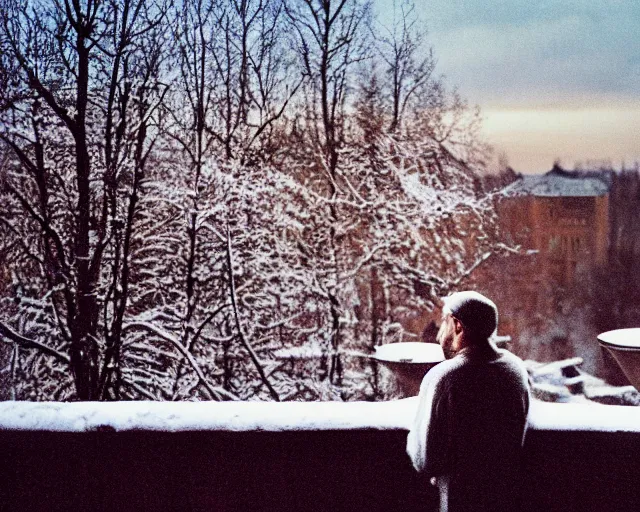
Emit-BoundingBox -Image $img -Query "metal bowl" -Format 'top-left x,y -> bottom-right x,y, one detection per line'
597,328 -> 640,391
373,342 -> 445,396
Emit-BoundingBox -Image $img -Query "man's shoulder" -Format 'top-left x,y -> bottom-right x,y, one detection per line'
428,348 -> 528,384
422,348 -> 528,387
423,355 -> 467,385
496,348 -> 529,373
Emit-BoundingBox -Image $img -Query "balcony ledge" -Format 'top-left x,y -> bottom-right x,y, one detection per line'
1,400 -> 640,511
1,398 -> 640,433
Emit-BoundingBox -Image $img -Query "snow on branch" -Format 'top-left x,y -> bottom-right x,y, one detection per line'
122,321 -> 239,401
0,320 -> 70,365
226,224 -> 281,401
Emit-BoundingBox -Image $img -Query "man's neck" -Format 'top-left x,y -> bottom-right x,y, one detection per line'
457,340 -> 500,359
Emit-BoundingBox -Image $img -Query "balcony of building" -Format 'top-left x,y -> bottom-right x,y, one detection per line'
1,399 -> 640,512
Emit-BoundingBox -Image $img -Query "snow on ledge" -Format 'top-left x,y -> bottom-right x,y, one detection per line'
529,400 -> 640,433
1,399 -> 640,434
0,399 -> 416,433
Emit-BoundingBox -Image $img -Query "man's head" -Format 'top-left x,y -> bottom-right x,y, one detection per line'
436,291 -> 498,358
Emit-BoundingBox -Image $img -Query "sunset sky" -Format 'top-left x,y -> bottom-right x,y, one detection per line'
377,0 -> 640,173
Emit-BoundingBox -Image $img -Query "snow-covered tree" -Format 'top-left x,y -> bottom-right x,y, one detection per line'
0,0 -> 176,400
1,0 -> 504,402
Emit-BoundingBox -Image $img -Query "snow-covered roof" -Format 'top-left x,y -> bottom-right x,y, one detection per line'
505,170 -> 609,197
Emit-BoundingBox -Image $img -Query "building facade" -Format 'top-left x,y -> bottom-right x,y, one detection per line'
501,167 -> 610,285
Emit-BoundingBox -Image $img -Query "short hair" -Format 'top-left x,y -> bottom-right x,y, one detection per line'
442,291 -> 498,341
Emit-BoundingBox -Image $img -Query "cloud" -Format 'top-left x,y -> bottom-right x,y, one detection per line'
374,1 -> 640,170
399,0 -> 640,107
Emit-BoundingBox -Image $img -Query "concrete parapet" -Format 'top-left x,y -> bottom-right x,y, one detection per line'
1,400 -> 639,511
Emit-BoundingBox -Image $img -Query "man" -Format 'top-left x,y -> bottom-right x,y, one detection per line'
407,291 -> 530,512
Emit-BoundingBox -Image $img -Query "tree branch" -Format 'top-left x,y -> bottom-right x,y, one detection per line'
226,223 -> 280,401
0,320 -> 70,365
122,321 -> 239,401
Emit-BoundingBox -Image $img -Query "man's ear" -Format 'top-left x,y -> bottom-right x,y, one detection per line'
452,317 -> 463,335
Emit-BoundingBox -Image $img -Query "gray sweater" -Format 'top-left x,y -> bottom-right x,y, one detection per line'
407,344 -> 530,512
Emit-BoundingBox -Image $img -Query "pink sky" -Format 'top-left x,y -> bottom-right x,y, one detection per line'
482,104 -> 640,174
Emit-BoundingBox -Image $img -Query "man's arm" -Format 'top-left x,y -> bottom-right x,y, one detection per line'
406,376 -> 432,472
406,375 -> 450,475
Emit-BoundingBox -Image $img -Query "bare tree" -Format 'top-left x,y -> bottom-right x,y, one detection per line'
161,0 -> 299,400
0,0 -> 171,400
0,0 -> 502,402
372,0 -> 436,132
286,0 -> 370,172
284,0 -> 371,384
371,0 -> 489,171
